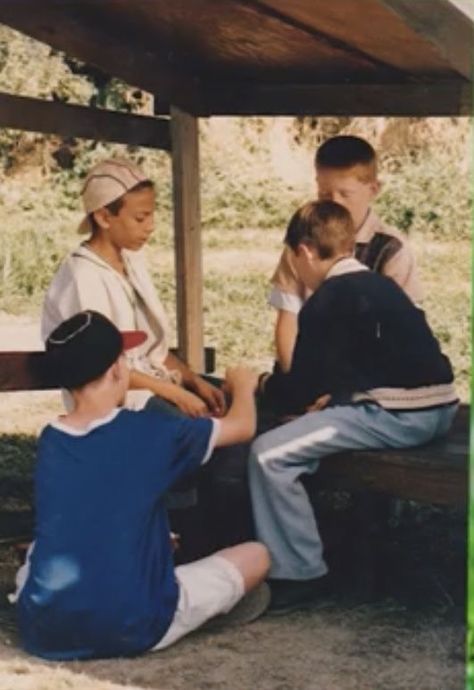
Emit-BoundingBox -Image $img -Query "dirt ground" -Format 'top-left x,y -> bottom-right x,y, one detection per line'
0,596 -> 465,690
0,532 -> 467,690
0,318 -> 467,690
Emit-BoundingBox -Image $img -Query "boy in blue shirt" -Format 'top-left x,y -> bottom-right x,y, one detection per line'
15,310 -> 269,659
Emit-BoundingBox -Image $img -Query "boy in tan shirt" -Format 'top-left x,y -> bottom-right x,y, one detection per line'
270,135 -> 423,372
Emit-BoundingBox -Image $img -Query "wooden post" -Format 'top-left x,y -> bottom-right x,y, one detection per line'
170,106 -> 204,372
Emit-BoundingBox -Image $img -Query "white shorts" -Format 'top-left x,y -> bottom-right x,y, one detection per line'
152,554 -> 245,650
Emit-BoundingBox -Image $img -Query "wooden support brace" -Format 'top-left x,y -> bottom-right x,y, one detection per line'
0,92 -> 171,150
198,81 -> 472,117
170,106 -> 204,372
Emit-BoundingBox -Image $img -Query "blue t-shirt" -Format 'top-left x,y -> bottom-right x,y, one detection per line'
18,408 -> 215,660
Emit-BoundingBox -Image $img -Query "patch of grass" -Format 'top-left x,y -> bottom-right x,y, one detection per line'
414,235 -> 470,402
203,271 -> 275,372
0,434 -> 35,482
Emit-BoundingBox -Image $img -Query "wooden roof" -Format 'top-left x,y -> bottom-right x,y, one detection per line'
0,0 -> 472,115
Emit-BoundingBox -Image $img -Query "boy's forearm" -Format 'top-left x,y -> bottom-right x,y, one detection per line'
275,309 -> 298,373
129,368 -> 177,398
215,385 -> 256,446
164,351 -> 199,388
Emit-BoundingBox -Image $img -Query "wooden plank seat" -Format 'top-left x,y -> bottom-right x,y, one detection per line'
308,404 -> 468,509
305,404 -> 468,599
0,350 -> 467,511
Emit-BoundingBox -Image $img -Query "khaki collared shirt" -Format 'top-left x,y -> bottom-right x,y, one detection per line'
269,209 -> 423,313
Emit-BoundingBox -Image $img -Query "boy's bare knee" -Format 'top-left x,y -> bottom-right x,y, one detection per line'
246,541 -> 271,574
217,541 -> 270,591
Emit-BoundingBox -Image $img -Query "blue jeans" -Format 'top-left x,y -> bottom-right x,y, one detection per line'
248,402 -> 458,580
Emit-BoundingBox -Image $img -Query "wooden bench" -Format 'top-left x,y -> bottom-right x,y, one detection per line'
307,403 -> 467,598
316,403 -> 468,508
0,349 -> 467,512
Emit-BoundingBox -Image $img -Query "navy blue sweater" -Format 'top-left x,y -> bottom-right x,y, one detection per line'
263,269 -> 455,415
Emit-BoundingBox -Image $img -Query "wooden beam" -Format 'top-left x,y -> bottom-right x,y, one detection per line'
379,0 -> 473,80
0,92 -> 171,150
196,81 -> 471,116
0,1 -> 202,114
254,0 -> 459,77
0,353 -> 55,391
0,348 -> 215,391
170,107 -> 204,372
238,0 -> 409,77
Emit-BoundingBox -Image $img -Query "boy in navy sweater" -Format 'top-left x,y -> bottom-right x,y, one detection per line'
15,311 -> 269,659
252,200 -> 457,613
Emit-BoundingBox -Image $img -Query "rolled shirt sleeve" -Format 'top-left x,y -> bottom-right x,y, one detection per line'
269,246 -> 309,313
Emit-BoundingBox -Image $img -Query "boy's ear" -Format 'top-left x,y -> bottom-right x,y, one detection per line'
109,359 -> 122,382
297,242 -> 318,263
369,179 -> 381,198
92,207 -> 110,230
113,355 -> 129,382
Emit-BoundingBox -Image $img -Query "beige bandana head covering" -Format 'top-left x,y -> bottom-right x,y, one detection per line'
78,159 -> 150,234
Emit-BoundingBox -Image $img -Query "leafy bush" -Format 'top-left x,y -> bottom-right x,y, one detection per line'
376,148 -> 471,241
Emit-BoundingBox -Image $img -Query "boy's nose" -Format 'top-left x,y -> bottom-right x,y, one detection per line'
317,188 -> 335,202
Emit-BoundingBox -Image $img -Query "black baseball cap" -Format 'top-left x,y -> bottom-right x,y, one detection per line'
45,310 -> 147,389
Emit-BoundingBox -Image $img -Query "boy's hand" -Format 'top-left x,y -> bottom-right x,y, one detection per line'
224,366 -> 258,394
214,366 -> 258,447
306,393 -> 332,412
170,532 -> 180,552
191,376 -> 227,417
168,386 -> 209,417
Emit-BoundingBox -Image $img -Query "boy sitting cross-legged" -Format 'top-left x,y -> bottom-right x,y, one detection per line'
15,310 -> 269,660
252,200 -> 458,614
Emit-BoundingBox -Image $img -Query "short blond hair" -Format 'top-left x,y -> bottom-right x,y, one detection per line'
285,201 -> 356,259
